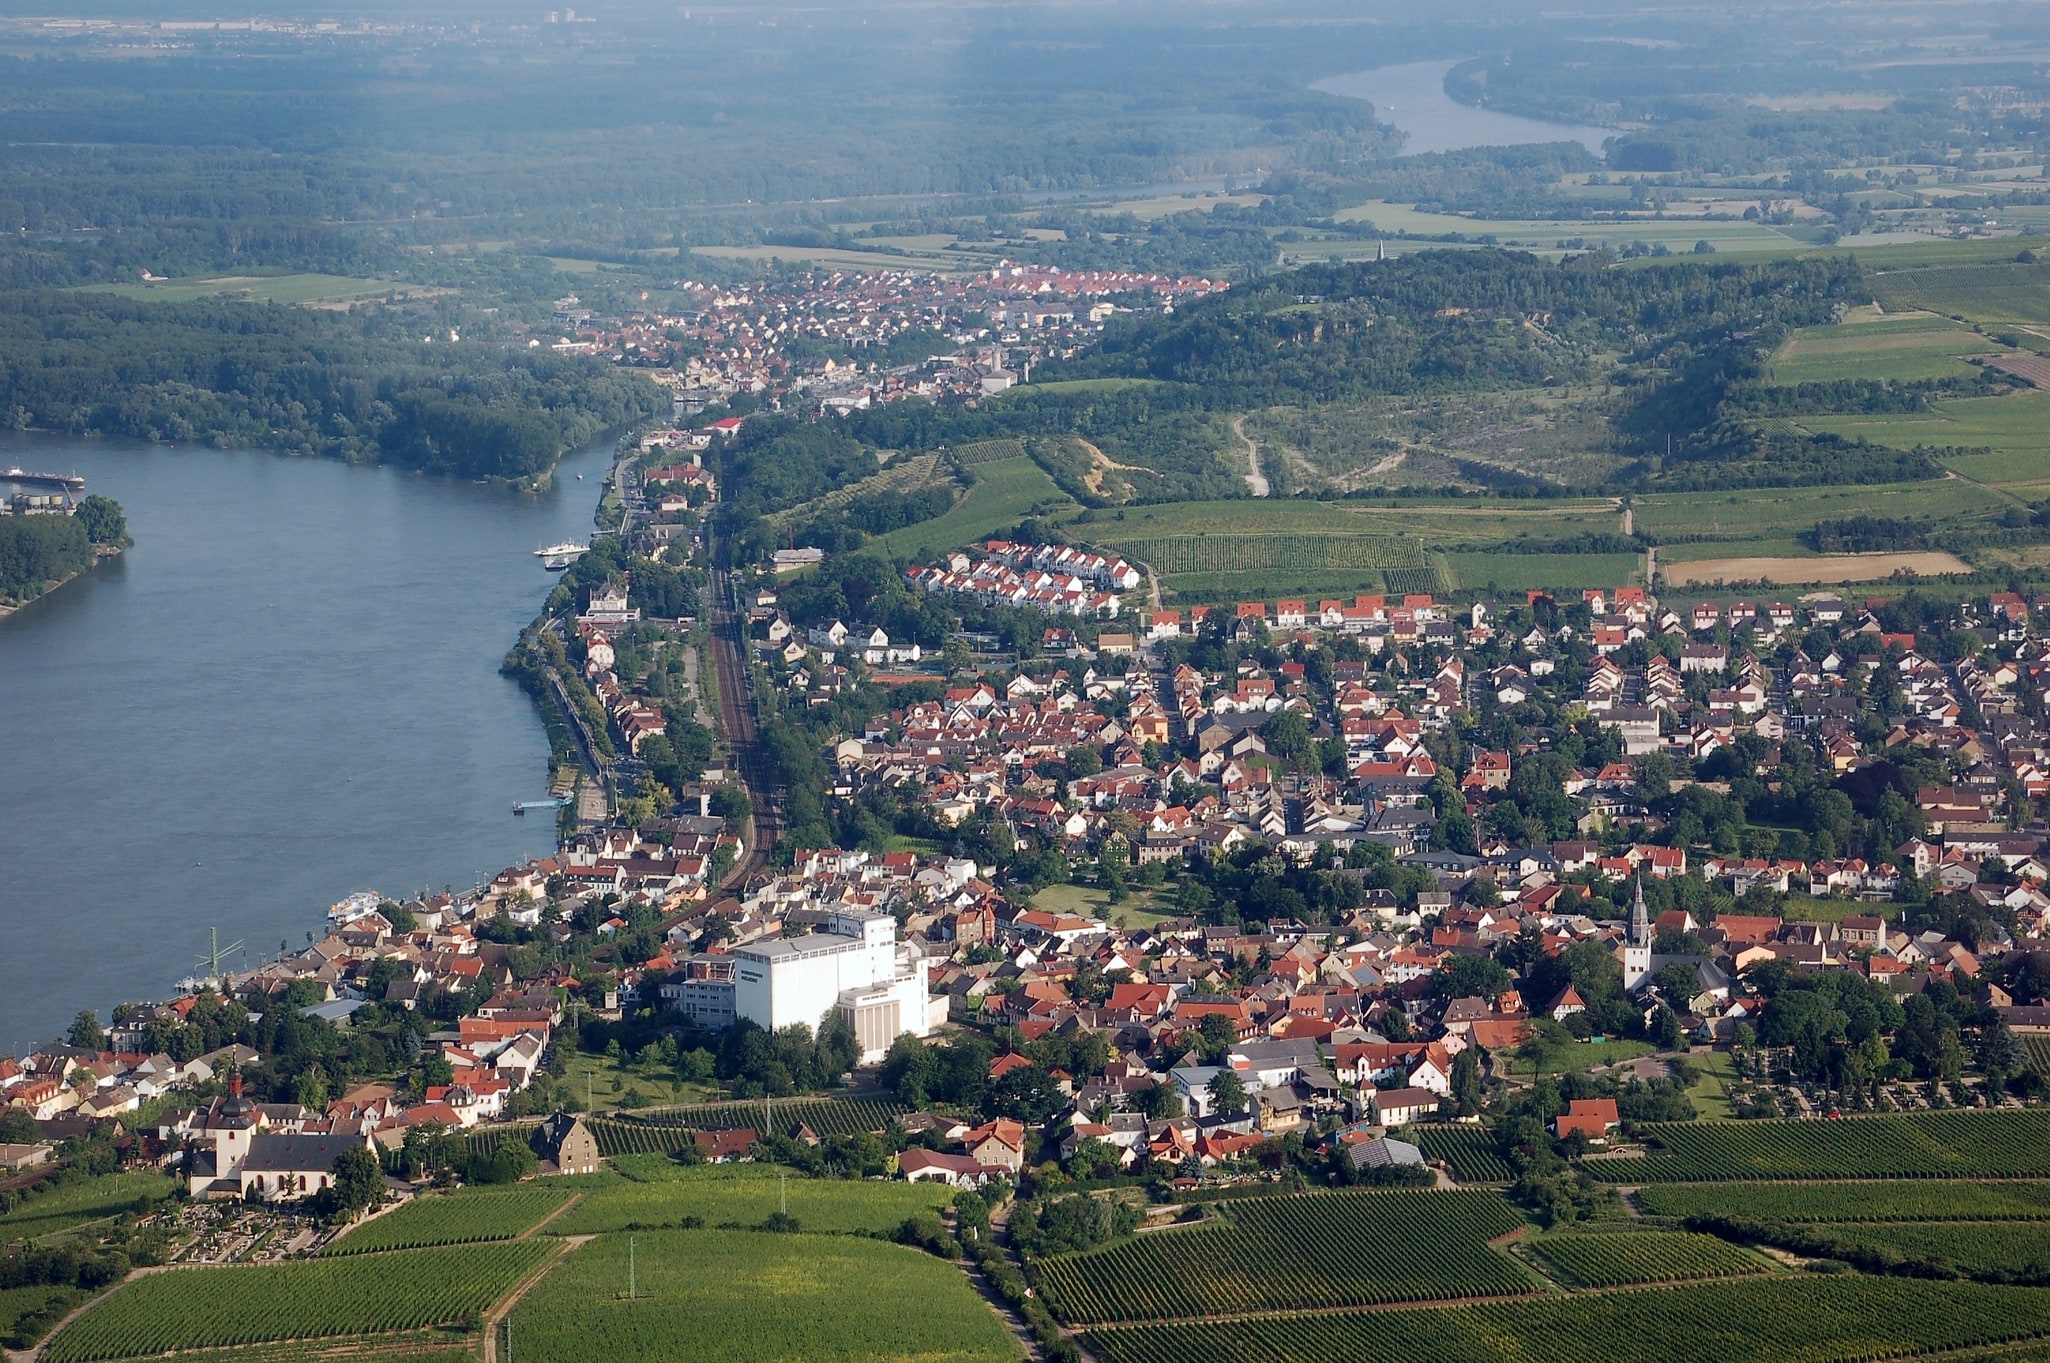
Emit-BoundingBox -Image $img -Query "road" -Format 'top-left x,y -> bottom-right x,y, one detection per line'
1232,415 -> 1270,498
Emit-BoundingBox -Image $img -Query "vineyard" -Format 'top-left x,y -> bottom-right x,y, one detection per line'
1524,1231 -> 1769,1288
2024,1035 -> 2050,1074
323,1186 -> 572,1254
44,1241 -> 551,1362
0,1172 -> 177,1241
1411,1126 -> 1511,1183
772,451 -> 956,527
506,1228 -> 1019,1363
1590,1111 -> 2050,1182
949,438 -> 1030,466
549,1164 -> 949,1236
1031,1189 -> 1533,1324
1814,1221 -> 2050,1278
1084,1277 -> 2050,1363
597,1096 -> 902,1145
1634,1180 -> 2050,1223
1095,533 -> 1425,580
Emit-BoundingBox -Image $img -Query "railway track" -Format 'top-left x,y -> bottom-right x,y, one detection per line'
705,553 -> 779,888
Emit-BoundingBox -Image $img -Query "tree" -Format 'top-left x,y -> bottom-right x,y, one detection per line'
73,495 -> 127,546
1451,1047 -> 1483,1117
1207,1068 -> 1248,1116
0,1107 -> 36,1143
327,1145 -> 382,1219
1260,708 -> 1312,765
67,1010 -> 103,1051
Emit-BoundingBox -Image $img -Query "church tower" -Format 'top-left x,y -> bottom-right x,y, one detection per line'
1622,876 -> 1653,992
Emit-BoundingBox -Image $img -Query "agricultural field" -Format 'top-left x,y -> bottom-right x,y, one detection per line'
949,438 -> 1030,466
51,1336 -> 474,1363
1590,1110 -> 2050,1183
1629,478 -> 2008,539
1661,550 -> 1972,588
1813,1221 -> 2050,1277
773,452 -> 957,528
1409,1126 -> 1512,1183
0,1172 -> 178,1242
79,273 -> 436,306
556,1045 -> 718,1112
1329,201 -> 1803,254
611,1095 -> 904,1137
871,456 -> 1074,560
507,1229 -> 1020,1363
323,1185 -> 572,1254
1767,314 -> 1994,385
1031,1189 -> 1534,1324
1083,1277 -> 2050,1363
1633,1180 -> 2050,1223
1799,390 -> 2050,487
548,1162 -> 949,1236
1524,1231 -> 1771,1288
43,1240 -> 552,1362
1869,255 -> 2050,328
1442,550 -> 1643,593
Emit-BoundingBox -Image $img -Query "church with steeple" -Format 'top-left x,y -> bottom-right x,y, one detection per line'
1621,877 -> 1653,993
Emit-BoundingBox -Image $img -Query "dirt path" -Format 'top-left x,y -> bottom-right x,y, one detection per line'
482,1235 -> 589,1363
522,1191 -> 584,1239
1232,416 -> 1270,497
1075,439 -> 1145,499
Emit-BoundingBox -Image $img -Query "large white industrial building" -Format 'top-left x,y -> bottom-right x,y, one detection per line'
668,909 -> 944,1063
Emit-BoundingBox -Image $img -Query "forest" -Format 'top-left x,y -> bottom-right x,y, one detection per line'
0,293 -> 666,478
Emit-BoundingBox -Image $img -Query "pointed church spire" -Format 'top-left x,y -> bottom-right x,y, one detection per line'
1630,875 -> 1649,948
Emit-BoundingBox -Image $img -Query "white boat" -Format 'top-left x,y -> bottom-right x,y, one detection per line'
328,889 -> 385,922
535,541 -> 589,570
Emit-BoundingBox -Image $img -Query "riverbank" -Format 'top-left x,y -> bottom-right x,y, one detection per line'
0,543 -> 125,622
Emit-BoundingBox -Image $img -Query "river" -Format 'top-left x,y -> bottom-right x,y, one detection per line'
1312,59 -> 1613,158
0,434 -> 613,1050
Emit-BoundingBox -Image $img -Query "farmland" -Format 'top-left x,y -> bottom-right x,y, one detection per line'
601,1095 -> 903,1138
507,1229 -> 1021,1363
1031,1189 -> 1534,1324
1523,1231 -> 1771,1288
1589,1110 -> 2050,1182
1870,255 -> 2050,328
0,1172 -> 177,1242
1810,1221 -> 2050,1277
1633,1180 -> 2050,1223
79,273 -> 437,306
1410,1126 -> 1513,1183
43,1240 -> 552,1362
872,456 -> 1074,560
1766,314 -> 1993,385
549,1161 -> 950,1236
323,1185 -> 572,1254
1661,551 -> 1972,588
1084,1278 -> 2050,1363
1800,391 -> 2050,487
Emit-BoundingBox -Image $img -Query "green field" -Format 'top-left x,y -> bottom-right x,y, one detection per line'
324,1185 -> 572,1255
1799,389 -> 2050,485
508,1229 -> 1020,1363
1442,550 -> 1643,592
549,1162 -> 950,1236
0,1173 -> 178,1242
80,273 -> 433,306
1524,1231 -> 1771,1288
1768,315 -> 1993,385
1330,200 -> 1804,254
1634,1180 -> 2050,1223
1032,1190 -> 1534,1324
557,1045 -> 719,1113
1592,1111 -> 2050,1183
44,1241 -> 552,1362
873,456 -> 1075,559
1629,479 -> 2008,538
1870,257 -> 2050,327
1084,1277 -> 2050,1363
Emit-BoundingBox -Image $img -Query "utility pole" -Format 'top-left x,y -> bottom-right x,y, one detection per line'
629,1236 -> 637,1301
504,1315 -> 513,1363
781,1171 -> 788,1216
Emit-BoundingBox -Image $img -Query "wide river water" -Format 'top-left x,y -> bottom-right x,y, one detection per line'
1313,59 -> 1613,157
0,434 -> 613,1049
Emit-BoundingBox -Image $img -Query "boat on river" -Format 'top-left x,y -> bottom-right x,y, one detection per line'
535,541 -> 589,570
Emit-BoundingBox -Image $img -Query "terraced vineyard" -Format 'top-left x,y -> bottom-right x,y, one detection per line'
1590,1111 -> 2050,1182
324,1186 -> 572,1254
1525,1231 -> 1769,1288
1084,1277 -> 2050,1363
1634,1180 -> 2050,1223
614,1096 -> 904,1138
45,1241 -> 551,1362
1032,1189 -> 1533,1324
1411,1126 -> 1511,1183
